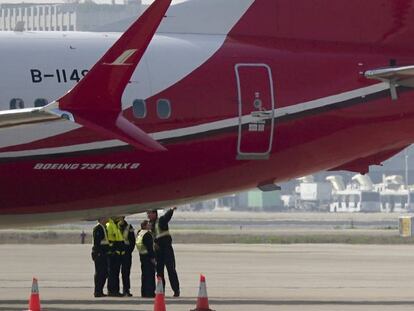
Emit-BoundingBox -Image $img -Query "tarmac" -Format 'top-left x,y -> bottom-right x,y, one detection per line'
2,244 -> 414,310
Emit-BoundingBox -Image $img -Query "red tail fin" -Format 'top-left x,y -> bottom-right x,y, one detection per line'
52,0 -> 171,151
60,0 -> 171,111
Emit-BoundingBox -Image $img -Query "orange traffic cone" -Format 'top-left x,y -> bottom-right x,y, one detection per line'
191,274 -> 214,311
28,278 -> 41,311
154,276 -> 166,311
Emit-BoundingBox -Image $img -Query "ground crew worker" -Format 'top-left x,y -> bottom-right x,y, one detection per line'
147,207 -> 180,297
136,220 -> 156,298
92,217 -> 110,298
118,216 -> 135,297
106,216 -> 125,297
81,230 -> 86,244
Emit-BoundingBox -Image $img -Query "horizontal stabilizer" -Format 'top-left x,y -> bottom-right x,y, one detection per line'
365,65 -> 414,87
365,65 -> 414,100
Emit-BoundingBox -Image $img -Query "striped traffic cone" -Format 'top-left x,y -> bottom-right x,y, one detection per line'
28,278 -> 41,311
191,275 -> 214,311
154,276 -> 166,311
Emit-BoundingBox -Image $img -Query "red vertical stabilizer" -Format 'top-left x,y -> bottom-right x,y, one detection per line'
55,0 -> 171,152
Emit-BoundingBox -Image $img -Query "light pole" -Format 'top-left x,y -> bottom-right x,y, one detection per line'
406,149 -> 410,210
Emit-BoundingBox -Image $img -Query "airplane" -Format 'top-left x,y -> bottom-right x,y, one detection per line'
1,0 -> 414,227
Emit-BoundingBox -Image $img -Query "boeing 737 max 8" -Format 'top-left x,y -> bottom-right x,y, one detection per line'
0,0 -> 414,227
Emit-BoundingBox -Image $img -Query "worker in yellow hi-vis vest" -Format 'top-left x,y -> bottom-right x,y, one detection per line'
106,216 -> 125,297
136,220 -> 156,298
118,216 -> 135,297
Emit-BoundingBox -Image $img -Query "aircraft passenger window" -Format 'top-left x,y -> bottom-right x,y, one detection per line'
9,98 -> 24,110
133,99 -> 146,118
34,98 -> 48,107
157,99 -> 171,119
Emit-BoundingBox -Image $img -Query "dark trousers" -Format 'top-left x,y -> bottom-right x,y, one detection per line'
156,244 -> 180,293
93,254 -> 107,295
121,253 -> 132,293
140,255 -> 156,297
107,254 -> 121,294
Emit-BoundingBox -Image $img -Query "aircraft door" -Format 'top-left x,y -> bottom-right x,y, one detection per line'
235,64 -> 275,160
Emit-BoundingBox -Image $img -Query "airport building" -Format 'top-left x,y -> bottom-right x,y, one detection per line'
0,0 -> 142,32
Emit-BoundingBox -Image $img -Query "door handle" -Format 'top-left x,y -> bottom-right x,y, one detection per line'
251,111 -> 272,119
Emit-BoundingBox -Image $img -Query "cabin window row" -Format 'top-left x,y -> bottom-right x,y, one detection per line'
133,99 -> 171,119
8,98 -> 172,120
9,98 -> 48,109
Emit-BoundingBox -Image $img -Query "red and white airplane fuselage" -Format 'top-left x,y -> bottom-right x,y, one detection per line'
1,0 -> 414,226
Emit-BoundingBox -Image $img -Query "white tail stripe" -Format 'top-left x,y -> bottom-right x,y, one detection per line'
110,49 -> 137,65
